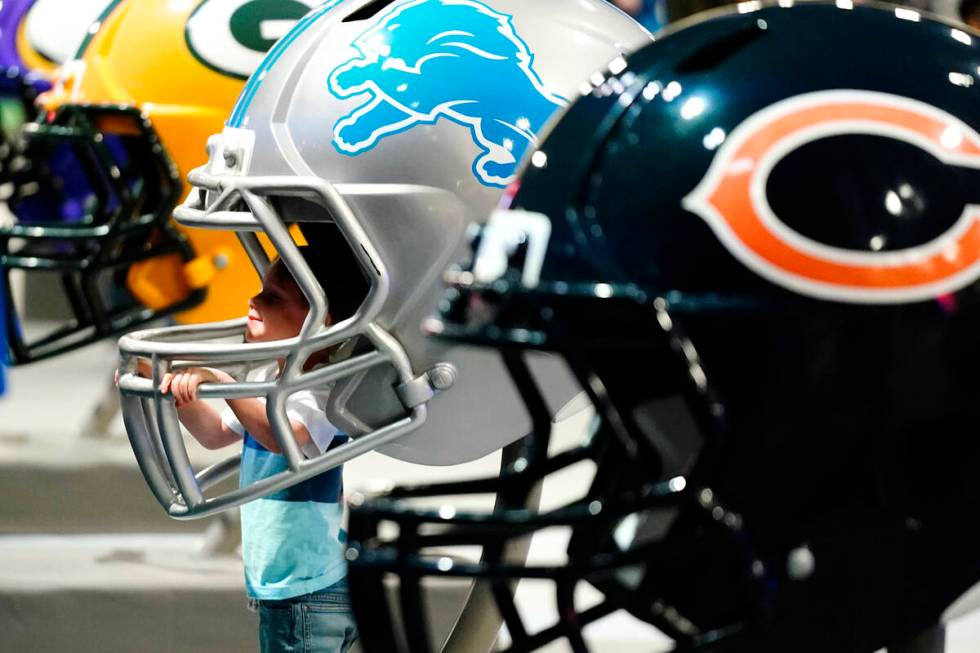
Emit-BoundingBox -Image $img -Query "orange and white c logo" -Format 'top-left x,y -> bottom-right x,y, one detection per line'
683,90 -> 980,304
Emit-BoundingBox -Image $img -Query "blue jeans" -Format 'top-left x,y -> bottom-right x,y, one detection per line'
254,579 -> 358,653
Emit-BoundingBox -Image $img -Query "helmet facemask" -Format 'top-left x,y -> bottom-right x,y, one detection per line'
1,104 -> 195,363
348,252 -> 768,651
118,135 -> 436,518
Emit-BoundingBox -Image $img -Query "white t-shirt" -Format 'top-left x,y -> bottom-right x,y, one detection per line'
220,363 -> 336,459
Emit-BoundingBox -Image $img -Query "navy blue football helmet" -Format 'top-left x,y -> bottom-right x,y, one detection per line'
345,3 -> 980,652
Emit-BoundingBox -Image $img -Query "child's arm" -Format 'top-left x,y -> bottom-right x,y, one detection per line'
224,395 -> 314,455
117,361 -> 240,450
164,368 -> 314,455
161,369 -> 241,450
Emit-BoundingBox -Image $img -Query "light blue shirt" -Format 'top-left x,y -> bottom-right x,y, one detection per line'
222,371 -> 348,600
238,434 -> 348,600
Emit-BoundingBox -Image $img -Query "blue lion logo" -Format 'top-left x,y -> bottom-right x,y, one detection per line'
327,0 -> 566,187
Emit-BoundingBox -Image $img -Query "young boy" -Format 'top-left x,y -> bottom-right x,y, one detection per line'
159,243 -> 366,653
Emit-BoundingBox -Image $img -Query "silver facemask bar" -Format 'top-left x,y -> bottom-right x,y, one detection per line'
118,170 -> 427,519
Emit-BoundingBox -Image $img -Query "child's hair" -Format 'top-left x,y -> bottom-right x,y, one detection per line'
271,223 -> 370,322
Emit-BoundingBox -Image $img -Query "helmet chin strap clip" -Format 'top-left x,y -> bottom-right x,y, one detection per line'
396,363 -> 458,408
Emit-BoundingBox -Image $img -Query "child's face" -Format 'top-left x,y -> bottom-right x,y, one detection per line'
245,263 -> 310,343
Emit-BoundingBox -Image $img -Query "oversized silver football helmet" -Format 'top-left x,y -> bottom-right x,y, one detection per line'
116,0 -> 652,518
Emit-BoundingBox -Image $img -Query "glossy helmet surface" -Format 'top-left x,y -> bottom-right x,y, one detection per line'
0,0 -> 320,363
345,3 -> 980,651
116,0 -> 653,519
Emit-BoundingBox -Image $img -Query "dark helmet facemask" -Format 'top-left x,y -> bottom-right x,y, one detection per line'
1,104 -> 196,363
346,297 -> 774,652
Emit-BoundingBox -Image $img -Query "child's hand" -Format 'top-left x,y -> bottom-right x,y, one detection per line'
160,367 -> 231,408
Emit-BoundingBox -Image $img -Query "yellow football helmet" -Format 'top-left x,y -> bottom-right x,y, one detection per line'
1,0 -> 317,362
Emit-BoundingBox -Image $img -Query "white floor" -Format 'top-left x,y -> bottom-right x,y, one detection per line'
3,341 -> 980,652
